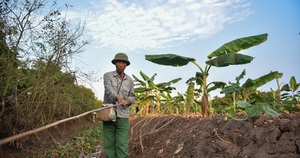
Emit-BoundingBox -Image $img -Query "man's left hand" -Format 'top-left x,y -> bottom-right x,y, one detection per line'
122,98 -> 131,106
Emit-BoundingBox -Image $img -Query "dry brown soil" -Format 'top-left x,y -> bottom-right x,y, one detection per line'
1,113 -> 300,158
128,114 -> 300,158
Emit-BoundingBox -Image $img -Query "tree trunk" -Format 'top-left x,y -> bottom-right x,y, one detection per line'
233,92 -> 236,112
202,94 -> 209,117
185,82 -> 194,115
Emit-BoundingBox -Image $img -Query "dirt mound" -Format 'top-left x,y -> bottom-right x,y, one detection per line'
128,114 -> 300,158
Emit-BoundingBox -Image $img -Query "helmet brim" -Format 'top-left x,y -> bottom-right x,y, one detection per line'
112,60 -> 130,66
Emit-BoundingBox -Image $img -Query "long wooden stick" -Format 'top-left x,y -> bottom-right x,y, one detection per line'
0,104 -> 117,146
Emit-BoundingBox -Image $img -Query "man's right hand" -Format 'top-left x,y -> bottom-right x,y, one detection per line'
116,96 -> 123,104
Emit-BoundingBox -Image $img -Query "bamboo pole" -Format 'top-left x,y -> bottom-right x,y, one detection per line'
0,104 -> 117,146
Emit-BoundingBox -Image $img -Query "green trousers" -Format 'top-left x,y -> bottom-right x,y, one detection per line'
103,117 -> 129,158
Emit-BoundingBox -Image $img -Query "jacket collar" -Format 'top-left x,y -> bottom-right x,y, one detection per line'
113,71 -> 127,80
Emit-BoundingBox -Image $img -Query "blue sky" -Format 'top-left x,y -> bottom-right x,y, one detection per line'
58,0 -> 300,99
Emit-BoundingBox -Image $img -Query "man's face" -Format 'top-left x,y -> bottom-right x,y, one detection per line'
115,61 -> 127,73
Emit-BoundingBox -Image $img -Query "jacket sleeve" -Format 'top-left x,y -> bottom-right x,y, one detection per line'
127,78 -> 135,105
103,73 -> 117,103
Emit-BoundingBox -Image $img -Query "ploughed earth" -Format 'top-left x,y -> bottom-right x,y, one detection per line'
1,113 -> 300,158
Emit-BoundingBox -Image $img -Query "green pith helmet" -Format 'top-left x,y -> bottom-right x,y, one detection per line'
111,53 -> 130,66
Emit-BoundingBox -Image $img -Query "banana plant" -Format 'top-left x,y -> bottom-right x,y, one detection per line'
220,69 -> 246,111
222,70 -> 283,102
186,76 -> 226,114
271,77 -> 284,105
221,70 -> 283,118
241,71 -> 283,102
220,70 -> 283,116
185,82 -> 195,114
159,92 -> 185,114
145,33 -> 268,117
281,76 -> 300,102
233,100 -> 280,119
133,71 -> 181,114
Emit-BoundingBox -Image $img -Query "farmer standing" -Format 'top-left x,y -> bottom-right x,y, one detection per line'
103,52 -> 135,158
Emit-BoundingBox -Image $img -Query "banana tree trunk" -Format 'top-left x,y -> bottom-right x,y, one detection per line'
155,93 -> 161,114
146,101 -> 150,115
233,92 -> 236,112
185,82 -> 195,115
276,78 -> 282,105
242,90 -> 248,102
202,94 -> 209,117
183,103 -> 187,115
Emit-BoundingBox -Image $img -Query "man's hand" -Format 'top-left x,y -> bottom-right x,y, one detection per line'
122,98 -> 131,106
116,96 -> 130,106
116,96 -> 123,104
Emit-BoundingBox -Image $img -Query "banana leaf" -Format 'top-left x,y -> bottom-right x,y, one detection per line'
139,95 -> 155,104
259,103 -> 280,118
139,71 -> 157,88
173,92 -> 184,103
156,78 -> 182,87
236,100 -> 250,109
221,85 -> 243,94
157,86 -> 176,93
235,69 -> 246,84
283,106 -> 300,112
206,53 -> 253,67
289,76 -> 300,92
207,82 -> 226,92
185,77 -> 196,84
239,102 -> 280,118
132,74 -> 146,86
281,84 -> 291,91
168,77 -> 182,84
134,87 -> 152,93
245,105 -> 264,117
207,33 -> 268,59
242,71 -> 283,89
140,71 -> 150,81
195,72 -> 204,85
145,54 -> 195,66
281,93 -> 290,100
186,82 -> 195,109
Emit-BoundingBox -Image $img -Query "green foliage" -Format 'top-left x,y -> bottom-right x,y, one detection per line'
221,70 -> 283,103
185,82 -> 195,114
207,33 -> 268,58
1,59 -> 101,140
133,71 -> 182,115
218,70 -> 285,119
214,89 -> 300,119
145,54 -> 195,66
145,33 -> 268,117
279,104 -> 300,113
243,71 -> 283,90
206,53 -> 253,67
211,94 -> 234,113
0,0 -> 99,148
281,76 -> 300,101
269,76 -> 300,113
157,92 -> 185,115
236,101 -> 280,118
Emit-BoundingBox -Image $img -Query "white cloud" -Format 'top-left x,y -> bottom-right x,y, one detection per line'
68,0 -> 251,51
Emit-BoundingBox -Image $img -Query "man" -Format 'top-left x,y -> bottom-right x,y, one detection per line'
103,52 -> 135,158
